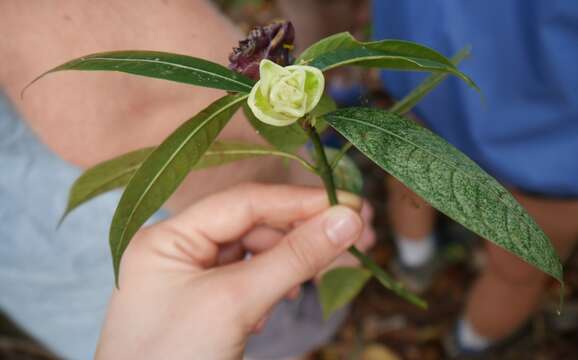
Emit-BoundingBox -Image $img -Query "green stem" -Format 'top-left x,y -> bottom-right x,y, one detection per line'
349,246 -> 427,309
305,122 -> 427,310
306,124 -> 338,205
390,46 -> 471,115
330,142 -> 353,169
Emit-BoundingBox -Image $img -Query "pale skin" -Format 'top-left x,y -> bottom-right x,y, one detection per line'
95,183 -> 366,359
0,0 -> 375,356
285,0 -> 578,343
0,0 -> 370,269
0,0 -> 374,268
0,0 -> 310,213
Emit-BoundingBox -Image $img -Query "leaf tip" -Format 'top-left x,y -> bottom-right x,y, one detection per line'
416,298 -> 429,310
454,71 -> 479,92
56,210 -> 69,230
20,67 -> 60,99
556,275 -> 565,315
20,78 -> 37,100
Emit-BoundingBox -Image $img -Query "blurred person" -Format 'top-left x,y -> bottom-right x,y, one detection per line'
282,0 -> 578,356
0,1 -> 374,359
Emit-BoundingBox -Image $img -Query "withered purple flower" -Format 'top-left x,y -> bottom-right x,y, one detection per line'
228,20 -> 295,80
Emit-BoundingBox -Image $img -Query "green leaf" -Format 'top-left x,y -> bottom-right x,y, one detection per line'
391,46 -> 471,115
60,148 -> 153,224
24,51 -> 255,95
311,93 -> 338,117
364,39 -> 454,67
313,148 -> 363,195
309,47 -> 476,89
297,32 -> 475,89
194,141 -> 315,172
61,141 -> 315,224
243,104 -> 308,153
296,32 -> 359,64
110,94 -> 247,284
309,93 -> 337,132
325,108 -> 563,284
319,267 -> 371,320
330,150 -> 363,195
298,32 -> 454,70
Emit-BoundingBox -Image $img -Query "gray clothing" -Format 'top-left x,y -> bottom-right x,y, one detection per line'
0,95 -> 344,359
0,94 -> 164,359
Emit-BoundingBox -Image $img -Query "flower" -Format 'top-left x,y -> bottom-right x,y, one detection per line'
248,59 -> 325,127
228,21 -> 295,80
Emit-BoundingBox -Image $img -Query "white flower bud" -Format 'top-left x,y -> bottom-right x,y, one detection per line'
248,59 -> 325,126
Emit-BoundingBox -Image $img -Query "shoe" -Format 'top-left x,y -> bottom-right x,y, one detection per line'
442,327 -> 489,359
390,221 -> 478,294
390,254 -> 442,294
442,320 -> 532,359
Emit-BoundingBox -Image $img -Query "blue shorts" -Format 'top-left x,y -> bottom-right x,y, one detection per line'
373,0 -> 578,198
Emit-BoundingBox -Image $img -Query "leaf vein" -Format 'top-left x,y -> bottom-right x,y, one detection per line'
114,94 -> 247,260
330,114 -> 534,228
77,57 -> 253,91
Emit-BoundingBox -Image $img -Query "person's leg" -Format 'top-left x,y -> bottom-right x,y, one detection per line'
386,176 -> 436,266
464,191 -> 578,344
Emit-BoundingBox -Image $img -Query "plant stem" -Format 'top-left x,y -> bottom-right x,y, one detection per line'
390,46 -> 471,115
306,124 -> 338,205
330,142 -> 353,169
305,122 -> 427,310
349,246 -> 427,309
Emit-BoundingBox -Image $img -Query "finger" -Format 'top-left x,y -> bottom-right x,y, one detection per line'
168,183 -> 361,245
243,226 -> 298,301
315,225 -> 375,280
252,309 -> 273,334
361,201 -> 374,223
216,243 -> 245,265
315,211 -> 376,282
242,226 -> 285,254
235,205 -> 363,319
315,254 -> 359,283
245,203 -> 369,254
286,286 -> 301,300
357,220 -> 376,252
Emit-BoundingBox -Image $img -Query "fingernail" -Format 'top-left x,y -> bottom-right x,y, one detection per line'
324,206 -> 362,247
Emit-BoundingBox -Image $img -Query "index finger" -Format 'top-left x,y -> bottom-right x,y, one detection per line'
167,183 -> 361,244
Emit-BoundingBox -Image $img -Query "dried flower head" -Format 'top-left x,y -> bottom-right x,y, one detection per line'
228,20 -> 295,80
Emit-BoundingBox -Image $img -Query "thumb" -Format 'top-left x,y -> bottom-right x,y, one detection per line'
236,205 -> 363,318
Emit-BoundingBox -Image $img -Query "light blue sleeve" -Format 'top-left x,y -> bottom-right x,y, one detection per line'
0,94 -> 168,359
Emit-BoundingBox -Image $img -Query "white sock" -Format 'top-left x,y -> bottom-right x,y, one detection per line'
457,318 -> 492,351
394,234 -> 435,267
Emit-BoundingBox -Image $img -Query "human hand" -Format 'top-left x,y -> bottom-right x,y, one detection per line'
95,183 -> 365,360
241,200 -> 375,286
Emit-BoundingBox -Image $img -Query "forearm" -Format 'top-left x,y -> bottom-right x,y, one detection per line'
0,0 -> 310,212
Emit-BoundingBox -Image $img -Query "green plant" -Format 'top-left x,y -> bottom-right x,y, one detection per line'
29,21 -> 562,318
